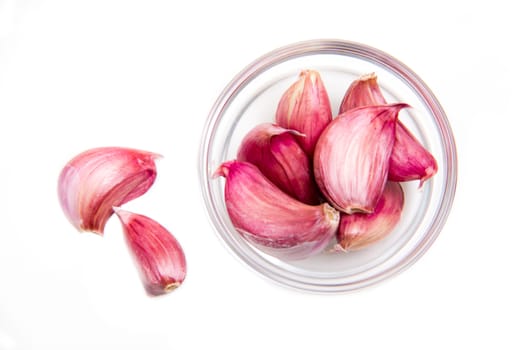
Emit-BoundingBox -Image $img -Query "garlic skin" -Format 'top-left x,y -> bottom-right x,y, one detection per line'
314,104 -> 408,214
214,160 -> 339,260
388,122 -> 438,186
237,123 -> 319,205
275,69 -> 332,156
114,208 -> 186,296
335,182 -> 404,251
339,73 -> 437,185
57,147 -> 159,234
339,72 -> 387,113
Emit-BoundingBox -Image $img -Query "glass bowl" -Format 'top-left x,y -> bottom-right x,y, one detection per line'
199,39 -> 457,293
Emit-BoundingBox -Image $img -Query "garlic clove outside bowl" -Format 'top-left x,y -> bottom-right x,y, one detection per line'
199,39 -> 457,293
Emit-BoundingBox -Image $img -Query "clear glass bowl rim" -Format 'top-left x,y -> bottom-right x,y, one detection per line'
199,39 -> 458,293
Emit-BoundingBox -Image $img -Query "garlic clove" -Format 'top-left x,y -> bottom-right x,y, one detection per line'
237,123 -> 320,205
275,69 -> 333,156
388,122 -> 438,186
339,73 -> 438,185
314,103 -> 409,214
57,147 -> 160,235
335,181 -> 404,251
339,72 -> 387,113
114,208 -> 186,296
214,160 -> 339,260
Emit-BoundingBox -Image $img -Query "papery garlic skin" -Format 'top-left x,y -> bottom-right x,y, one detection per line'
339,72 -> 387,113
275,69 -> 332,156
57,147 -> 159,234
214,160 -> 339,260
339,73 -> 437,185
314,104 -> 408,214
237,123 -> 319,205
387,122 -> 438,186
336,182 -> 404,251
114,208 -> 186,296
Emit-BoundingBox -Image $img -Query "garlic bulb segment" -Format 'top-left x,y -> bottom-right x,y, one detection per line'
388,122 -> 438,186
339,72 -> 387,113
57,147 -> 159,234
339,73 -> 438,186
335,182 -> 404,251
214,160 -> 339,260
237,123 -> 319,205
275,69 -> 333,156
314,103 -> 409,214
114,208 -> 186,296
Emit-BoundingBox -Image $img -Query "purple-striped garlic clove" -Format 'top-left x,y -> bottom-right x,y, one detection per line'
335,182 -> 404,251
339,73 -> 438,186
275,69 -> 333,157
57,147 -> 160,235
339,72 -> 387,113
237,123 -> 320,205
314,103 -> 409,214
214,160 -> 339,260
388,122 -> 438,186
114,208 -> 186,296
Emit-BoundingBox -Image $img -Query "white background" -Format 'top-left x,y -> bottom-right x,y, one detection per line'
1,0 -> 524,349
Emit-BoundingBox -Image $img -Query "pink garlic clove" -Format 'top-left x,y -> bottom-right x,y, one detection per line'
339,73 -> 438,185
237,123 -> 320,205
275,69 -> 333,156
114,208 -> 186,296
335,181 -> 404,251
314,103 -> 409,214
339,72 -> 387,113
57,147 -> 160,235
388,122 -> 438,186
214,160 -> 339,260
